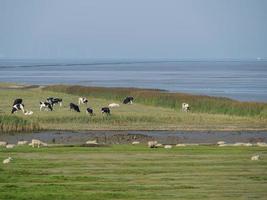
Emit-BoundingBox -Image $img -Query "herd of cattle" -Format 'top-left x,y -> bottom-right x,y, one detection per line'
11,96 -> 135,116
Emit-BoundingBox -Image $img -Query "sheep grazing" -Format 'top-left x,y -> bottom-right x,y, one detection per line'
3,157 -> 12,164
78,97 -> 88,105
108,103 -> 120,108
86,140 -> 98,144
217,141 -> 226,145
29,139 -> 47,148
233,142 -> 253,147
17,140 -> 28,145
251,155 -> 260,161
132,141 -> 140,145
6,144 -> 15,149
164,145 -> 172,149
155,143 -> 163,148
182,103 -> 190,112
24,110 -> 33,115
0,141 -> 7,147
257,142 -> 267,147
176,144 -> 186,147
148,141 -> 158,148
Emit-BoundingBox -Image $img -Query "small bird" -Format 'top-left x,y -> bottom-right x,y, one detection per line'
3,157 -> 12,164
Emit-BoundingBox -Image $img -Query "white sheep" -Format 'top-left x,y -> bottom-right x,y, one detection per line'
6,144 -> 15,149
148,141 -> 158,148
132,141 -> 140,145
29,139 -> 47,148
257,142 -> 267,147
0,141 -> 7,147
217,141 -> 226,145
24,110 -> 33,115
251,155 -> 260,161
176,144 -> 186,147
155,143 -> 163,148
108,103 -> 120,108
86,140 -> 98,144
17,140 -> 28,145
164,145 -> 172,149
3,157 -> 12,164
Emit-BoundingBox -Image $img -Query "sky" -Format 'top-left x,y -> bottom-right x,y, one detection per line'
0,0 -> 266,60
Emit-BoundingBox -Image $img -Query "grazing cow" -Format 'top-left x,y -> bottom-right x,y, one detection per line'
78,97 -> 88,105
70,103 -> 80,112
11,103 -> 25,114
47,97 -> 63,107
86,107 -> 94,115
101,107 -> 110,115
40,101 -> 53,111
108,103 -> 120,108
123,96 -> 134,104
182,103 -> 190,112
13,98 -> 23,106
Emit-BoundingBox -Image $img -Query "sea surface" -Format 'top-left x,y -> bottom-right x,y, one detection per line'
0,59 -> 266,102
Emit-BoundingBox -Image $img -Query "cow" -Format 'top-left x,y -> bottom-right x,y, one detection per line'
123,96 -> 134,104
101,107 -> 110,115
40,101 -> 53,111
11,103 -> 25,114
182,103 -> 190,112
78,97 -> 88,105
13,98 -> 23,106
70,103 -> 80,112
47,97 -> 63,107
86,107 -> 94,115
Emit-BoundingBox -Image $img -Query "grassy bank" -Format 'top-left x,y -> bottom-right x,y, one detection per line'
0,83 -> 267,133
44,85 -> 267,117
0,145 -> 267,200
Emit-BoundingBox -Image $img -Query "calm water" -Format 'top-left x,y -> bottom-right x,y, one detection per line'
0,59 -> 267,102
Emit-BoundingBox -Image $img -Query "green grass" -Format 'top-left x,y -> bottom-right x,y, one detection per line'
0,145 -> 267,199
0,83 -> 267,133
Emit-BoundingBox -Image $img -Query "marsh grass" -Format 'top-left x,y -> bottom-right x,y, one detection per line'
0,84 -> 267,132
0,115 -> 40,133
44,85 -> 267,117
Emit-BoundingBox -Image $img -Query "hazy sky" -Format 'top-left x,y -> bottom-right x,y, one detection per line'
0,0 -> 266,59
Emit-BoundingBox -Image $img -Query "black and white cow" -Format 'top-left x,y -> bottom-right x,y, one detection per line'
13,98 -> 23,106
70,103 -> 80,112
40,101 -> 53,111
11,98 -> 24,114
101,107 -> 110,115
47,97 -> 63,107
86,107 -> 94,115
78,97 -> 88,105
123,96 -> 134,104
11,103 -> 25,114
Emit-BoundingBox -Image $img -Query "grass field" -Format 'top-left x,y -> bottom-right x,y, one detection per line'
0,83 -> 267,133
0,145 -> 267,200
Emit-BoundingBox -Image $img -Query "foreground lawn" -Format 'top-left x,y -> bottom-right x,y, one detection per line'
0,145 -> 267,200
0,85 -> 267,132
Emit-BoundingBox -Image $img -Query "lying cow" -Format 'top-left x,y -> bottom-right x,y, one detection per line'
86,107 -> 94,115
123,96 -> 134,104
78,97 -> 88,105
101,107 -> 110,115
70,103 -> 80,112
182,103 -> 190,112
40,101 -> 53,111
47,97 -> 63,107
